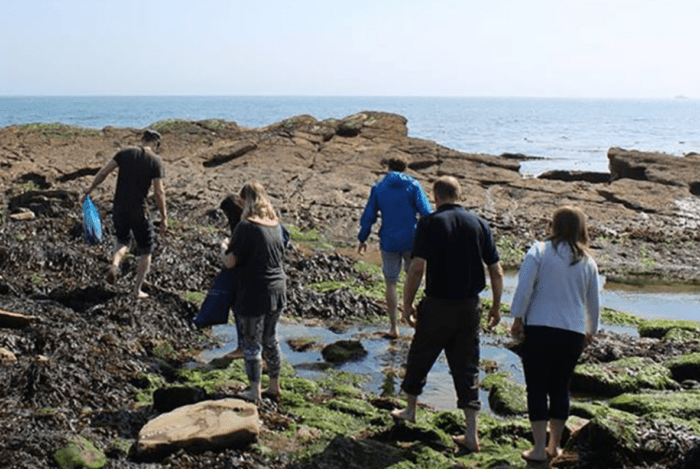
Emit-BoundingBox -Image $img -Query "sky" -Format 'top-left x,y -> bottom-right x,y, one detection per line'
2,0 -> 699,98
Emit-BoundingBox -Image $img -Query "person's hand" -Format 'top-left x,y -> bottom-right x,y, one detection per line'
402,303 -> 416,328
511,317 -> 524,340
220,237 -> 230,255
585,332 -> 594,346
160,218 -> 168,236
357,242 -> 367,254
486,303 -> 501,330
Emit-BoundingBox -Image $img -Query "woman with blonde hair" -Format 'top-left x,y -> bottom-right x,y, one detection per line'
510,206 -> 600,464
222,181 -> 286,402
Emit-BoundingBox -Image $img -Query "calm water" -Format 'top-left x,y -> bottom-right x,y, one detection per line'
200,273 -> 696,412
3,96 -> 700,175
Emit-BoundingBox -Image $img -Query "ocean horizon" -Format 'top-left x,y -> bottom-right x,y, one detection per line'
2,95 -> 700,175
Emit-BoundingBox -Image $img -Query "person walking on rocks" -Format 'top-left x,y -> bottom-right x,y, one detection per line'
357,155 -> 432,338
391,176 -> 504,454
222,182 -> 286,403
84,129 -> 167,299
510,206 -> 600,464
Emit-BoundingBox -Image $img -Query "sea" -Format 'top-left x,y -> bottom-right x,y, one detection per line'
2,96 -> 700,176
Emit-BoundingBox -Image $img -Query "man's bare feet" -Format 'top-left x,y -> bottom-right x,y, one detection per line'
106,266 -> 118,285
390,408 -> 416,423
452,435 -> 480,453
384,330 -> 400,339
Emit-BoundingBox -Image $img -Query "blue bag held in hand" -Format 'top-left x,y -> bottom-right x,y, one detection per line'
193,268 -> 237,328
82,195 -> 103,244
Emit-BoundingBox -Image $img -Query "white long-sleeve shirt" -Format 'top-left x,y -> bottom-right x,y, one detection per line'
510,240 -> 600,335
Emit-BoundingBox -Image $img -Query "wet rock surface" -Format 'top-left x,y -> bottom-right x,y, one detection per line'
2,115 -> 700,468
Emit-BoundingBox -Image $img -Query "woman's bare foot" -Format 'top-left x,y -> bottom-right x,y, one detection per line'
521,448 -> 547,463
547,447 -> 563,460
452,435 -> 480,453
223,348 -> 244,360
390,408 -> 416,423
236,388 -> 261,403
262,388 -> 281,403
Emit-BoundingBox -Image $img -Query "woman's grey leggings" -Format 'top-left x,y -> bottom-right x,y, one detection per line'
238,309 -> 282,383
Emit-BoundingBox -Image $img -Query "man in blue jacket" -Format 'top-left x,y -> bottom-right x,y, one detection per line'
357,156 -> 432,338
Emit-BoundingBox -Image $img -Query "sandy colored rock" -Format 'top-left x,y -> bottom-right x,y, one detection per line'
136,398 -> 260,458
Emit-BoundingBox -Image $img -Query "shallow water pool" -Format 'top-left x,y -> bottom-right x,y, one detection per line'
201,274 -> 699,413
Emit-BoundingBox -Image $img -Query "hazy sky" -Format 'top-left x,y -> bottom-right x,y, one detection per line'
2,0 -> 699,98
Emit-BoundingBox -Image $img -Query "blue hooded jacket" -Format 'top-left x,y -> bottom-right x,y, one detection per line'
358,172 -> 432,252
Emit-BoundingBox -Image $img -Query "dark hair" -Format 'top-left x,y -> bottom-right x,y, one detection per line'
433,176 -> 461,201
386,156 -> 408,172
142,129 -> 162,144
548,206 -> 590,265
220,195 -> 243,235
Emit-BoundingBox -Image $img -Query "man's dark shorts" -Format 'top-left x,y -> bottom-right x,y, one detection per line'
113,208 -> 154,255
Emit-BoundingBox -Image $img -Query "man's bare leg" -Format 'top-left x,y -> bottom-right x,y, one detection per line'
391,392 -> 417,422
453,407 -> 481,452
385,279 -> 399,338
134,253 -> 151,298
108,242 -> 128,284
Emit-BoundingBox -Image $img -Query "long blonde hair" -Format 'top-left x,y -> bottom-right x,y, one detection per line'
548,206 -> 590,265
239,181 -> 278,222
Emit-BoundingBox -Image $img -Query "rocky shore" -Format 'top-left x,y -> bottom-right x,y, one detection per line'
1,113 -> 700,468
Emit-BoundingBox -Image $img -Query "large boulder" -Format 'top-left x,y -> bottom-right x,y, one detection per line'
135,398 -> 260,460
608,146 -> 700,190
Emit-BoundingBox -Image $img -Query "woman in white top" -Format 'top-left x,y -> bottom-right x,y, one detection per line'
510,206 -> 600,464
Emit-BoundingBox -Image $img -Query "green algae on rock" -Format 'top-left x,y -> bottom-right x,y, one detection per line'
54,436 -> 107,469
481,372 -> 527,416
572,356 -> 678,396
666,352 -> 700,382
638,319 -> 700,340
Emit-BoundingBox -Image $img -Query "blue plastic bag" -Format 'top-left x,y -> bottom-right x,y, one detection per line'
82,195 -> 103,244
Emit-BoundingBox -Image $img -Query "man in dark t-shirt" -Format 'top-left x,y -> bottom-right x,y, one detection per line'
84,129 -> 167,298
391,176 -> 504,454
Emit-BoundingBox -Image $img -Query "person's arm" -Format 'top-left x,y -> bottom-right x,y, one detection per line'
153,178 -> 167,235
414,183 -> 432,216
509,244 -> 539,338
486,261 -> 504,329
585,260 -> 601,344
357,187 -> 379,253
84,159 -> 118,197
402,257 -> 425,328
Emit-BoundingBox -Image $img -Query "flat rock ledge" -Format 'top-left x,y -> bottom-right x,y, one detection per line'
135,398 -> 260,460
